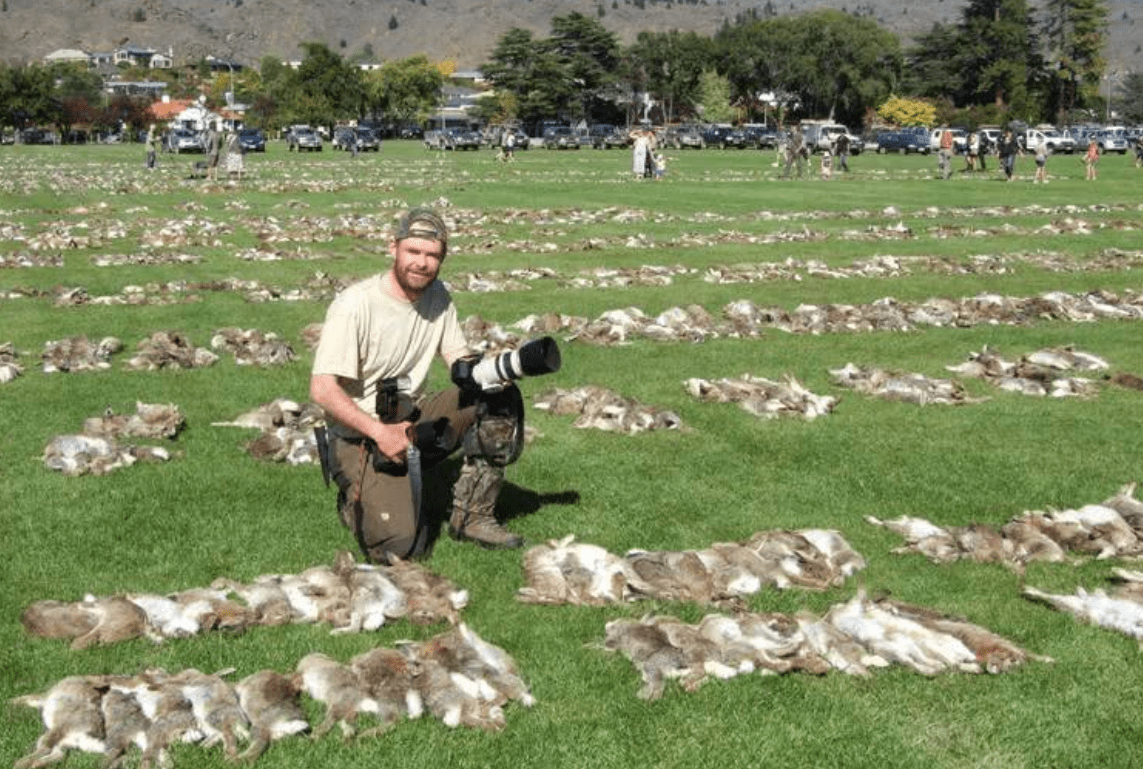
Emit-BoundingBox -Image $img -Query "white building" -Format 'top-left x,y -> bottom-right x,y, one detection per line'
43,49 -> 92,66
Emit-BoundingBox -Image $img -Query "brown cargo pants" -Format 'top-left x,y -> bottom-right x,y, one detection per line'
328,387 -> 477,562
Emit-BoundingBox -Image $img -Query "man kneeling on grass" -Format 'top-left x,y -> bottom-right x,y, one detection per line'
310,208 -> 528,561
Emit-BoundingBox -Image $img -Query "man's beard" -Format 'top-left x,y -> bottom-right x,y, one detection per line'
394,263 -> 436,296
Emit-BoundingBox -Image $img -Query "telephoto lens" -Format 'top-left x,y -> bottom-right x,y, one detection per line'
453,337 -> 562,393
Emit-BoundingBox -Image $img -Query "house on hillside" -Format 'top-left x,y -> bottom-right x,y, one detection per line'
113,46 -> 173,69
204,56 -> 244,74
106,81 -> 168,97
43,49 -> 93,67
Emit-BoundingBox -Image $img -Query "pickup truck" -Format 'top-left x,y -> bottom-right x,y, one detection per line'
1022,126 -> 1076,154
930,128 -> 968,153
801,122 -> 863,154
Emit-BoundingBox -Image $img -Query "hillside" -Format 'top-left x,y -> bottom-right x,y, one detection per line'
1,0 -> 1140,75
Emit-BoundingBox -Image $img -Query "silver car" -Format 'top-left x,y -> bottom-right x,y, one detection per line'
166,129 -> 204,154
287,127 -> 323,152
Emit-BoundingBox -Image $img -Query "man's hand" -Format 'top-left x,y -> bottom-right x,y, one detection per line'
370,420 -> 411,465
310,372 -> 413,464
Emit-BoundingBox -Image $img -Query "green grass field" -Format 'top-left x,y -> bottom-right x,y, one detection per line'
3,139 -> 1143,769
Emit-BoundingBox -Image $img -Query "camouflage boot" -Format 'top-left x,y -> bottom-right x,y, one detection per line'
448,457 -> 522,549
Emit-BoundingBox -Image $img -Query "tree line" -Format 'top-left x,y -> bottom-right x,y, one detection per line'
0,47 -> 447,140
2,2 -> 1140,141
483,3 -> 1134,131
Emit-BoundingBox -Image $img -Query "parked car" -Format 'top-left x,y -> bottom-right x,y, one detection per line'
427,128 -> 481,150
875,126 -> 930,154
542,126 -> 580,150
356,127 -> 380,151
1096,126 -> 1129,154
331,126 -> 355,151
287,126 -> 323,152
501,126 -> 530,150
20,128 -> 59,145
588,124 -> 629,149
802,122 -> 850,153
237,128 -> 266,153
977,127 -> 1002,154
929,127 -> 969,153
837,131 -> 865,155
664,124 -> 705,149
1021,126 -> 1075,154
702,125 -> 751,149
811,124 -> 865,155
166,129 -> 204,154
744,124 -> 779,149
398,123 -> 424,140
332,126 -> 380,152
486,124 -> 529,150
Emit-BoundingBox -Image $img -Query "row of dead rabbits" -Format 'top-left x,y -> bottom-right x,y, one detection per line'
13,620 -> 534,769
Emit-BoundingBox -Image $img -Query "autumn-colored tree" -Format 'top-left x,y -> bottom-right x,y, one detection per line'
877,95 -> 937,126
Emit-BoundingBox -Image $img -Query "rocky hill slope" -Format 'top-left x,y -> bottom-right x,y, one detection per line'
1,0 -> 1139,75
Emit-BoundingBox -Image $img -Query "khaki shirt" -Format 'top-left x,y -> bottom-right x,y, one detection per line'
312,275 -> 469,437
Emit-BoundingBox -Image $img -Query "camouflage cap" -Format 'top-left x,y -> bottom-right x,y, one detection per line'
394,207 -> 448,254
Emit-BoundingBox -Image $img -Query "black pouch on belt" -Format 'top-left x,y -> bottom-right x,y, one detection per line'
370,377 -> 426,476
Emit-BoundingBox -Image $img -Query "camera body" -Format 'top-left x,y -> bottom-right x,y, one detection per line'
375,376 -> 419,424
451,336 -> 562,394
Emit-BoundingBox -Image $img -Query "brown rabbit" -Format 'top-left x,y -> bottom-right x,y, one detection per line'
12,676 -> 107,769
294,653 -> 386,739
98,687 -> 150,769
349,647 -> 423,720
164,668 -> 249,760
234,670 -> 309,762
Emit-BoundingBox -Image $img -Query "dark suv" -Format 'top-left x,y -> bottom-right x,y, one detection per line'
702,125 -> 751,149
665,124 -> 705,149
334,126 -> 380,152
287,126 -> 323,152
875,126 -> 929,154
542,126 -> 580,150
588,124 -> 629,149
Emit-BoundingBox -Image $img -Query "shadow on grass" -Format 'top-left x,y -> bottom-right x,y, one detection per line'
416,457 -> 581,553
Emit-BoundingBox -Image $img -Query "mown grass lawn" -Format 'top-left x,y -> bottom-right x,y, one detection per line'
2,139 -> 1143,769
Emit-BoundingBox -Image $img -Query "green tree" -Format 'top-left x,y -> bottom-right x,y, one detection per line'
50,63 -> 105,138
288,42 -> 365,130
0,63 -> 56,131
696,69 -> 734,123
483,28 -> 575,127
1042,0 -> 1108,122
469,91 -> 519,124
904,23 -> 966,100
959,0 -> 1043,116
715,11 -> 901,126
483,29 -> 542,98
103,94 -> 152,137
548,12 -> 622,120
626,30 -> 713,123
363,55 -> 444,127
1117,71 -> 1143,123
906,0 -> 1045,120
247,56 -> 293,131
